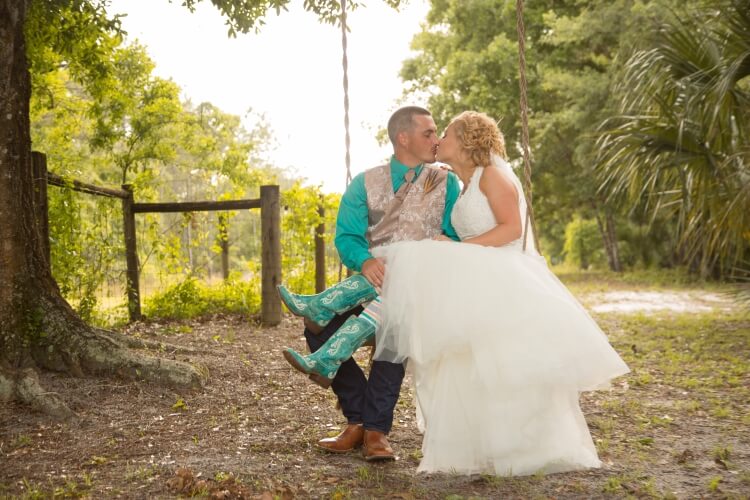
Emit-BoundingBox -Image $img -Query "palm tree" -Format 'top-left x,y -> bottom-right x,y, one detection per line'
596,0 -> 749,280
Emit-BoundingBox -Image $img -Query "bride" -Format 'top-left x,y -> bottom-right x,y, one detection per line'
280,111 -> 630,476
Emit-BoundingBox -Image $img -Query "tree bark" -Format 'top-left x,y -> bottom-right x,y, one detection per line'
0,1 -> 203,419
594,202 -> 622,273
605,210 -> 622,272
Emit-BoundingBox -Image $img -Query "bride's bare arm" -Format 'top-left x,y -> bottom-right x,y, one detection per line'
460,166 -> 522,247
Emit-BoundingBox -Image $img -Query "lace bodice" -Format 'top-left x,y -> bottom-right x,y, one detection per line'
451,167 -> 499,240
451,166 -> 528,251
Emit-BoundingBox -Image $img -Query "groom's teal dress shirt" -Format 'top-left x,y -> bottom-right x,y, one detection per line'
335,156 -> 461,272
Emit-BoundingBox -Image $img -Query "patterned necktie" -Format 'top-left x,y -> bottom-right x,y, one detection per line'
395,168 -> 416,201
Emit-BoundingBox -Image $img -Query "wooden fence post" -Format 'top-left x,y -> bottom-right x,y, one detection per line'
122,185 -> 142,321
31,152 -> 50,265
260,185 -> 281,326
218,213 -> 229,280
315,198 -> 326,293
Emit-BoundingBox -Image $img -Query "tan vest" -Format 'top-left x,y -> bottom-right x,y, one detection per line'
364,164 -> 448,249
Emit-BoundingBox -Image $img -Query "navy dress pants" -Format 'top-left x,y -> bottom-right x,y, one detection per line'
304,306 -> 405,434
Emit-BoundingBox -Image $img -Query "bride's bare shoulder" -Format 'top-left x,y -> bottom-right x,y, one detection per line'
478,165 -> 519,200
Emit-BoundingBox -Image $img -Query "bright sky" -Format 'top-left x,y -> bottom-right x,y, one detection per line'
107,0 -> 432,194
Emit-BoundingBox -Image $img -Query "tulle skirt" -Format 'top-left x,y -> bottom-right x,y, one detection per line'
372,240 -> 630,475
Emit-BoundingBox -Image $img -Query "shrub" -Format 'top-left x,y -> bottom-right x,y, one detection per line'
144,274 -> 260,320
563,217 -> 606,270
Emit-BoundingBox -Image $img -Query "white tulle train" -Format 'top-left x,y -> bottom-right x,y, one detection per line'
373,240 -> 629,475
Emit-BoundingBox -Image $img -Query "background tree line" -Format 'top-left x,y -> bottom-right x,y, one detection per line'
400,0 -> 749,281
27,1 -> 342,325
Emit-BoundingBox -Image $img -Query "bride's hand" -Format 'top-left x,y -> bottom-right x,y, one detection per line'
432,234 -> 452,242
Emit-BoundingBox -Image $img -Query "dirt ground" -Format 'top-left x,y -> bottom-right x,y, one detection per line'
1,288 -> 748,499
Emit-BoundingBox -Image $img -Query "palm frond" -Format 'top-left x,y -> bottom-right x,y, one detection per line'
595,1 -> 750,278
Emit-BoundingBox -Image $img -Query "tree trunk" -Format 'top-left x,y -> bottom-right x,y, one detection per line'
594,203 -> 622,273
605,211 -> 622,272
0,1 -> 203,419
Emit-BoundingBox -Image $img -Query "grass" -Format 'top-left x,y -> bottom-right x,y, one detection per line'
585,306 -> 748,491
12,475 -> 94,500
601,311 -> 750,421
553,266 -> 731,292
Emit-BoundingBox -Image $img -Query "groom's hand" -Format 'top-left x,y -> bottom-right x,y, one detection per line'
361,257 -> 386,288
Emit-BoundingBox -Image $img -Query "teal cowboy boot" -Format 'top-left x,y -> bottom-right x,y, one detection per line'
277,274 -> 377,333
283,314 -> 376,388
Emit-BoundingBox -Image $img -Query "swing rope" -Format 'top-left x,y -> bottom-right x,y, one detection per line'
515,0 -> 541,253
341,0 -> 352,189
339,0 -> 352,282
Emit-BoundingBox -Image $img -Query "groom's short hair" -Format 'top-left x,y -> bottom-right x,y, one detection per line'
388,106 -> 431,147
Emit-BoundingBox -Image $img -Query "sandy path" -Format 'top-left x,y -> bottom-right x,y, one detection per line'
583,290 -> 736,314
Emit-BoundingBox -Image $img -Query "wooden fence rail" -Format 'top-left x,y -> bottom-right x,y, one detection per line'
32,151 -> 291,326
46,171 -> 130,199
132,199 -> 262,213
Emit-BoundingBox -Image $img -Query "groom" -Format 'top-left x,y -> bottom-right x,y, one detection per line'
305,106 -> 460,460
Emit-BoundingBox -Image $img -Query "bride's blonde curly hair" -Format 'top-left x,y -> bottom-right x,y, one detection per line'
449,111 -> 507,167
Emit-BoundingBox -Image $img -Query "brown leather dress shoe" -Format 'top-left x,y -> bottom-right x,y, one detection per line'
317,424 -> 364,453
362,430 -> 395,462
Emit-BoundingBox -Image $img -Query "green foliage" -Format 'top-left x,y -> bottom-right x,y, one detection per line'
180,0 -> 402,35
132,182 -> 346,324
172,397 -> 188,411
614,218 -> 677,270
707,476 -> 722,492
18,0 -> 358,331
596,0 -> 750,278
26,6 -> 290,324
143,275 -> 261,320
563,217 -> 606,270
30,67 -> 123,323
90,43 -> 183,185
280,183 -> 342,295
26,1 -> 124,99
402,0 -> 706,271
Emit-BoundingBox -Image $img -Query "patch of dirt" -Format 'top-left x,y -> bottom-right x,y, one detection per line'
0,311 -> 748,499
585,290 -> 734,314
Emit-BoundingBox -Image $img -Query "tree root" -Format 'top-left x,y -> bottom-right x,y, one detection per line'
19,301 -> 208,391
0,367 -> 75,420
97,329 -> 205,356
2,295 -> 205,419
2,332 -> 205,419
77,336 -> 206,390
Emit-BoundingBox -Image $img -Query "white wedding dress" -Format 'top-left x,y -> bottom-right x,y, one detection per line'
372,161 -> 630,476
